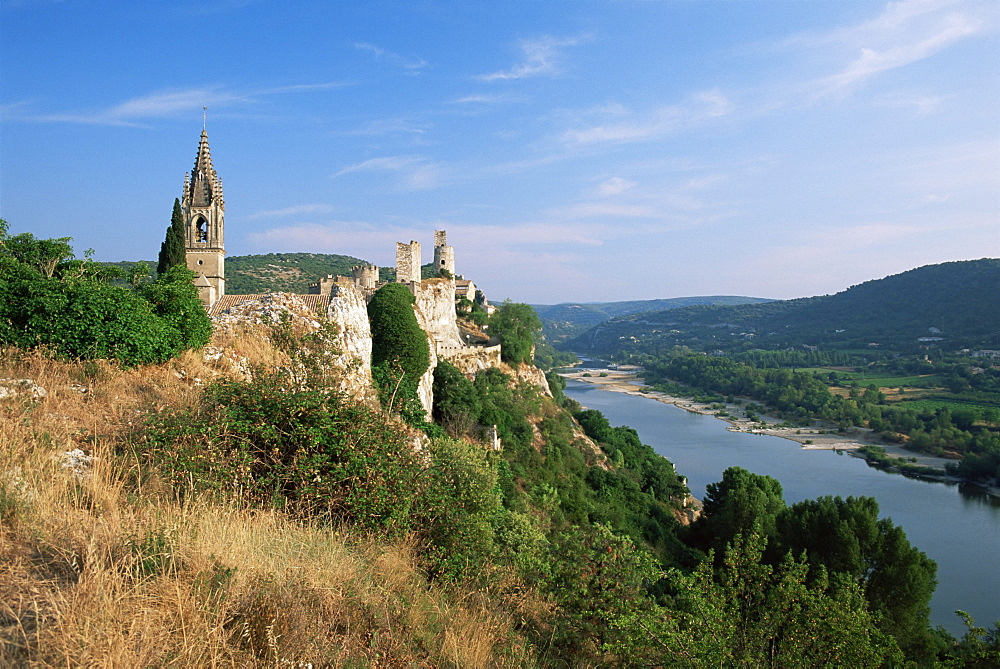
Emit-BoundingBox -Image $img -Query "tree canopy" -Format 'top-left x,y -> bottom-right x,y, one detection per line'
156,198 -> 186,276
489,300 -> 542,366
367,282 -> 430,422
0,220 -> 211,366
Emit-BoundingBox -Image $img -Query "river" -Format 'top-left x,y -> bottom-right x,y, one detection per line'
563,377 -> 1000,636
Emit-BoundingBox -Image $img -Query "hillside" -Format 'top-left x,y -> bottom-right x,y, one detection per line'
533,296 -> 772,345
571,259 -> 1000,355
224,252 -> 392,294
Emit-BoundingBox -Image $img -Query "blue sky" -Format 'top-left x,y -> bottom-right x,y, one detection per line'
2,0 -> 997,303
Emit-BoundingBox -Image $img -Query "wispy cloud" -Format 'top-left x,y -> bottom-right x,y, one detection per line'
450,93 -> 525,105
563,90 -> 733,145
479,34 -> 590,81
332,155 -> 443,190
17,82 -> 344,126
589,177 -> 636,197
781,0 -> 992,101
245,204 -> 335,220
815,13 -> 983,97
355,42 -> 427,73
343,118 -> 430,136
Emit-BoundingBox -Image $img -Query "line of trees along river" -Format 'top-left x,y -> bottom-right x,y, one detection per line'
563,378 -> 1000,636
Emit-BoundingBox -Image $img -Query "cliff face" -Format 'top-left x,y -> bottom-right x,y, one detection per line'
326,283 -> 376,401
210,282 -> 553,418
412,279 -> 464,349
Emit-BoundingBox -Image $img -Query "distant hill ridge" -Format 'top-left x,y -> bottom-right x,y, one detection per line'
570,259 -> 1000,354
534,296 -> 773,344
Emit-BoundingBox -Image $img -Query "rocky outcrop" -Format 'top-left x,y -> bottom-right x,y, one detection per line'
412,279 -> 463,348
0,379 -> 47,401
506,363 -> 552,397
437,344 -> 502,377
326,283 -> 375,401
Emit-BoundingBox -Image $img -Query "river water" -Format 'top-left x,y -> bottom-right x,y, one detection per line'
563,377 -> 1000,635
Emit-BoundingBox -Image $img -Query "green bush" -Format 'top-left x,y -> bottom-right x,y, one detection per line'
489,300 -> 541,366
134,376 -> 421,533
367,282 -> 429,423
0,222 -> 210,366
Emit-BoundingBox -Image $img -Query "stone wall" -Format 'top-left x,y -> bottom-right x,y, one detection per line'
395,241 -> 421,284
438,344 -> 502,377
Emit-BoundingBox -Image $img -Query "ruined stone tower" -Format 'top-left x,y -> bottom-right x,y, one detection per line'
183,127 -> 225,306
433,230 -> 455,276
395,241 -> 421,284
352,264 -> 379,290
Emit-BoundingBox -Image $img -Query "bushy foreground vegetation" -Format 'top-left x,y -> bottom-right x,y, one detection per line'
3,336 -> 997,665
0,220 -> 211,366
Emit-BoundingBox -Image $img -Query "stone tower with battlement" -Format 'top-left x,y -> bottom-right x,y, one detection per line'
433,230 -> 455,276
183,128 -> 225,306
395,241 -> 421,284
352,264 -> 379,289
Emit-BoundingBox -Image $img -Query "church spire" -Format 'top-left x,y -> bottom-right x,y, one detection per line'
182,122 -> 226,306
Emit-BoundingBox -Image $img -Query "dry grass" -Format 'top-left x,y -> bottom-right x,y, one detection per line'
0,343 -> 541,667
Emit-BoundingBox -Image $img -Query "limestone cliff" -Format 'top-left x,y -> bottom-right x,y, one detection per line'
412,279 -> 464,348
325,283 -> 376,401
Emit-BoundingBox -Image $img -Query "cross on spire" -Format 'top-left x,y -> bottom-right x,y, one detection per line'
202,106 -> 207,131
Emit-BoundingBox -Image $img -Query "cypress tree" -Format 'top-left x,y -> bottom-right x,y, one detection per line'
157,198 -> 186,275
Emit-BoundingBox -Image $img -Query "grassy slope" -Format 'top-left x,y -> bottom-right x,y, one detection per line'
0,338 -> 540,666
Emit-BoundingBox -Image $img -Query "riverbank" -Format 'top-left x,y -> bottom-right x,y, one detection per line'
560,368 -> 977,484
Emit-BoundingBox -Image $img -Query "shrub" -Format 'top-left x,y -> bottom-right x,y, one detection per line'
134,376 -> 421,533
367,283 -> 429,423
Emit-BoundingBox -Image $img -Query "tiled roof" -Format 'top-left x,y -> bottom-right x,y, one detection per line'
209,293 -> 332,316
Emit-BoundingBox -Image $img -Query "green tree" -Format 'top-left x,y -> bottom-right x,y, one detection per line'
610,533 -> 902,666
367,282 -> 430,422
157,198 -> 186,276
0,222 -> 209,366
489,300 -> 541,366
688,466 -> 786,555
432,360 -> 481,435
773,495 -> 938,656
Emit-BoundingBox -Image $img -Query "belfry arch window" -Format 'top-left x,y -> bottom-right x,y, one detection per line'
194,216 -> 208,242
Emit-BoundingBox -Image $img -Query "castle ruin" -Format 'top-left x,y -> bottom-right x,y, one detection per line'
433,230 -> 455,276
395,241 -> 421,285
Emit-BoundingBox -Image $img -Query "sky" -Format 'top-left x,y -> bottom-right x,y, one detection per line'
1,0 -> 998,304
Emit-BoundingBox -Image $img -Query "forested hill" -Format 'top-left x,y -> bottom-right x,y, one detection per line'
224,253 -> 402,294
534,296 -> 772,344
570,259 -> 1000,354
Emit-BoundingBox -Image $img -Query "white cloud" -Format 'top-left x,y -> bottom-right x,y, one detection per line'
563,90 -> 733,145
479,34 -> 590,81
450,93 -> 525,105
548,202 -> 655,220
355,42 -> 427,73
343,118 -> 429,136
22,82 -> 343,126
591,177 -> 636,197
791,0 -> 991,100
332,155 -> 443,190
333,156 -> 423,177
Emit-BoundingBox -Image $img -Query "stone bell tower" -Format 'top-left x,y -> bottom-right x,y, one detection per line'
183,121 -> 225,306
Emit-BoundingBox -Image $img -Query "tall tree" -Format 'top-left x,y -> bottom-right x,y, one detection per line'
157,198 -> 186,275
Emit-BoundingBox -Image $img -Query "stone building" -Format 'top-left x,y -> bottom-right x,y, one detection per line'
433,230 -> 455,276
395,241 -> 421,284
183,128 -> 226,306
